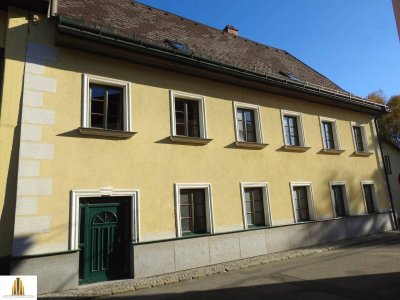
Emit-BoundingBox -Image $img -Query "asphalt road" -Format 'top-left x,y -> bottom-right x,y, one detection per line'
105,236 -> 400,300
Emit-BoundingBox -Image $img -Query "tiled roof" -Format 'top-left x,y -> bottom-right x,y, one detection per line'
58,0 -> 344,91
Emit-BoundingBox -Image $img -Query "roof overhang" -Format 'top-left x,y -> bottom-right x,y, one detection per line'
56,15 -> 388,116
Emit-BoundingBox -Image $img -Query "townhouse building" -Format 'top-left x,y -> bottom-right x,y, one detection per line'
0,0 -> 396,293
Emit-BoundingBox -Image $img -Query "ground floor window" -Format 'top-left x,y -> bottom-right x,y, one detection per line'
362,183 -> 378,214
329,183 -> 350,218
291,183 -> 315,223
174,183 -> 214,237
180,189 -> 207,234
240,182 -> 271,229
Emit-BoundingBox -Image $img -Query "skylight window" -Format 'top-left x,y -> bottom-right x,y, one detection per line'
279,71 -> 301,81
165,39 -> 191,53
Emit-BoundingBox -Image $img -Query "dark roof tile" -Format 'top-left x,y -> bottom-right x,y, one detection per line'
58,0 -> 344,91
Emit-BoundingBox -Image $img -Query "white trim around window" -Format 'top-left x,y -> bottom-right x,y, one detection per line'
233,102 -> 265,145
280,110 -> 308,150
169,90 -> 208,139
319,117 -> 343,153
82,74 -> 132,132
360,180 -> 380,214
69,188 -> 140,250
174,183 -> 214,238
350,122 -> 371,154
240,182 -> 272,229
289,182 -> 316,223
329,181 -> 351,218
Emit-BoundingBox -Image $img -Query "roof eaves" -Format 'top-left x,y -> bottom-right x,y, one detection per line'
56,15 -> 388,115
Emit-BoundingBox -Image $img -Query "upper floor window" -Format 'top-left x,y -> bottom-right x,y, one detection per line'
319,117 -> 342,152
384,155 -> 392,174
170,91 -> 208,141
175,98 -> 200,137
351,122 -> 369,154
284,115 -> 299,146
281,110 -> 307,149
90,84 -> 123,130
237,108 -> 256,142
81,74 -> 132,137
233,102 -> 264,145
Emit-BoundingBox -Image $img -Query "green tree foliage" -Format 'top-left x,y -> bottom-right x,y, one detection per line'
368,91 -> 400,147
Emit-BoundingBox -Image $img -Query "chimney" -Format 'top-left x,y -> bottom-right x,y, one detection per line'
223,25 -> 239,36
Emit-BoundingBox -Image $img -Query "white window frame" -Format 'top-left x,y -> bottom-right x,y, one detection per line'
233,102 -> 264,144
240,182 -> 272,229
350,122 -> 369,153
170,90 -> 208,139
69,187 -> 140,250
360,181 -> 380,214
82,74 -> 132,131
281,110 -> 307,147
174,183 -> 214,238
319,117 -> 341,150
329,181 -> 351,218
290,182 -> 316,223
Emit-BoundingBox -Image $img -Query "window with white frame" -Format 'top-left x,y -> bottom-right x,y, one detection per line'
82,74 -> 131,132
240,182 -> 271,229
281,110 -> 306,147
170,90 -> 207,139
290,182 -> 315,222
329,182 -> 350,218
361,182 -> 379,214
174,184 -> 214,237
234,102 -> 264,144
320,118 -> 341,150
351,122 -> 369,153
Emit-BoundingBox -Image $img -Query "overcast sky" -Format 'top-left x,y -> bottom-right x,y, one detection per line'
138,0 -> 400,100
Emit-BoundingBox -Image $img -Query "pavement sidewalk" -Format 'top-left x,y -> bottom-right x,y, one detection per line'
40,231 -> 400,299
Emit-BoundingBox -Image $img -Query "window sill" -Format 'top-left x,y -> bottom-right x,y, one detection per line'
322,149 -> 345,154
79,127 -> 137,139
283,145 -> 311,152
235,141 -> 268,149
353,151 -> 374,157
170,135 -> 212,145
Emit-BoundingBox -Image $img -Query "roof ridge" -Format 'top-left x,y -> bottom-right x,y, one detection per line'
134,0 -> 285,53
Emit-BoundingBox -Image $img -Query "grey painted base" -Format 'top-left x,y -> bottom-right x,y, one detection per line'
10,251 -> 78,294
10,212 -> 394,293
133,212 -> 395,278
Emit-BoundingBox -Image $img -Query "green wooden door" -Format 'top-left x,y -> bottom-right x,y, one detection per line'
79,198 -> 130,284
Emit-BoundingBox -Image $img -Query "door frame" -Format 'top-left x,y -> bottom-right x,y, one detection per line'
69,188 -> 140,256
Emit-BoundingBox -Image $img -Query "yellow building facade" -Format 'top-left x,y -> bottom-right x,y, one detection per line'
0,1 -> 396,293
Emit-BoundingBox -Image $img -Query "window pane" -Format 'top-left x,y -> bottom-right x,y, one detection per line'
353,126 -> 364,152
176,124 -> 185,136
332,185 -> 346,217
91,84 -> 106,101
254,212 -> 265,226
246,213 -> 253,225
245,201 -> 252,213
91,114 -> 104,128
247,132 -> 256,143
294,187 -> 310,221
180,192 -> 189,204
175,99 -> 185,111
363,185 -> 375,214
254,200 -> 263,213
323,122 -> 335,149
180,205 -> 190,218
181,219 -> 190,232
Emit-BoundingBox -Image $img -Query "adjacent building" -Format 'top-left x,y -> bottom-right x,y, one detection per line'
0,0 -> 396,293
